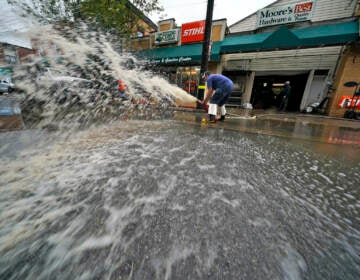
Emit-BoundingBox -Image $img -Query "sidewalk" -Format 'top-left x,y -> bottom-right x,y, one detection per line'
226,107 -> 360,129
173,107 -> 360,147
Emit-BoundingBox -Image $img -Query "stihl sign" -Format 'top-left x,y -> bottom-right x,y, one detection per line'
181,20 -> 205,44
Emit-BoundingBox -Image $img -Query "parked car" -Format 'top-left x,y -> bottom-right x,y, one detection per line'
0,79 -> 15,94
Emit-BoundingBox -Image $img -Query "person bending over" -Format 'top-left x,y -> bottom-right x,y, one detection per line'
201,71 -> 234,122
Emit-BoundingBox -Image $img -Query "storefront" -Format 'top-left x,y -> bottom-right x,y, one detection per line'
139,38 -> 221,98
135,19 -> 227,98
327,44 -> 360,118
222,20 -> 359,111
224,0 -> 359,113
175,66 -> 200,95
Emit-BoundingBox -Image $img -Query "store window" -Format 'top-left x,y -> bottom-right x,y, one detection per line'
154,66 -> 177,85
176,66 -> 200,96
4,47 -> 17,65
5,55 -> 17,64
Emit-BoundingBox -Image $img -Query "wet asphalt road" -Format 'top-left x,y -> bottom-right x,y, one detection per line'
0,118 -> 359,280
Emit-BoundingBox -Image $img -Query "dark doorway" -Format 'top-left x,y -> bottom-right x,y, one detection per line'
252,73 -> 308,112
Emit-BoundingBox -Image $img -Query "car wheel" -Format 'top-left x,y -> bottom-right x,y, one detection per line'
8,88 -> 14,93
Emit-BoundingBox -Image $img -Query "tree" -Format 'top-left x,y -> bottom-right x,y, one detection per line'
16,0 -> 163,35
80,0 -> 162,35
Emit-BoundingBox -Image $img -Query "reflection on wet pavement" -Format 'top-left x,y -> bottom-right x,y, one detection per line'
174,110 -> 360,159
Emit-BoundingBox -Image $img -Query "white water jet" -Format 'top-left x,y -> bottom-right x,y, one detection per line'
8,20 -> 197,130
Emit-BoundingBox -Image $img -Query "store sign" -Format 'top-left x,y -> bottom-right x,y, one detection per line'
155,29 -> 179,45
150,56 -> 193,64
257,1 -> 314,28
181,20 -> 205,44
338,95 -> 360,109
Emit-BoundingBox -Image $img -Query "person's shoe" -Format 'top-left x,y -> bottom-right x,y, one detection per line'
209,114 -> 216,123
218,115 -> 226,122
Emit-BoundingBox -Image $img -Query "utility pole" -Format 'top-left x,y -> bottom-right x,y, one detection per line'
198,0 -> 214,100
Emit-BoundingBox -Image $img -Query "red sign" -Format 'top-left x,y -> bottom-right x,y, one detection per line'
294,2 -> 313,14
338,95 -> 360,109
181,20 -> 205,44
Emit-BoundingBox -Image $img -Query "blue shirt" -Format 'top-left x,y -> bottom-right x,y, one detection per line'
207,74 -> 233,92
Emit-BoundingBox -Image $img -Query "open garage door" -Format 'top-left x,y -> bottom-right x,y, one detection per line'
251,72 -> 308,112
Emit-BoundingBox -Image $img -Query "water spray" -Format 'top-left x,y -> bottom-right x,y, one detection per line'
8,21 -> 203,130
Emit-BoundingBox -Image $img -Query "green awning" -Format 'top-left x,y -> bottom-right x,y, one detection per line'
136,41 -> 221,64
136,22 -> 359,63
293,21 -> 359,46
220,32 -> 272,53
220,21 -> 359,53
262,26 -> 302,49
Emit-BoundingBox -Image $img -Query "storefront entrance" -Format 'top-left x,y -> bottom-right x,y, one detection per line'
176,66 -> 200,96
252,73 -> 308,111
150,65 -> 200,97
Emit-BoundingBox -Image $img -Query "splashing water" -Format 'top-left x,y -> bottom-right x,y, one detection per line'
9,20 -> 195,130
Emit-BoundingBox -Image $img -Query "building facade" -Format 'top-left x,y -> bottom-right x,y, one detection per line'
134,18 -> 228,98
0,32 -> 35,82
133,0 -> 360,117
224,0 -> 359,115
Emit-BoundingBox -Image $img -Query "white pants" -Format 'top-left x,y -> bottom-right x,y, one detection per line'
208,103 -> 226,116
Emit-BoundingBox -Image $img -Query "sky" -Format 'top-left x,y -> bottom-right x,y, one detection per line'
0,0 -> 276,33
149,0 -> 276,26
0,0 -> 31,33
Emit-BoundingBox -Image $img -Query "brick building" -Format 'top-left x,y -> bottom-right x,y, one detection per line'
0,32 -> 35,80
